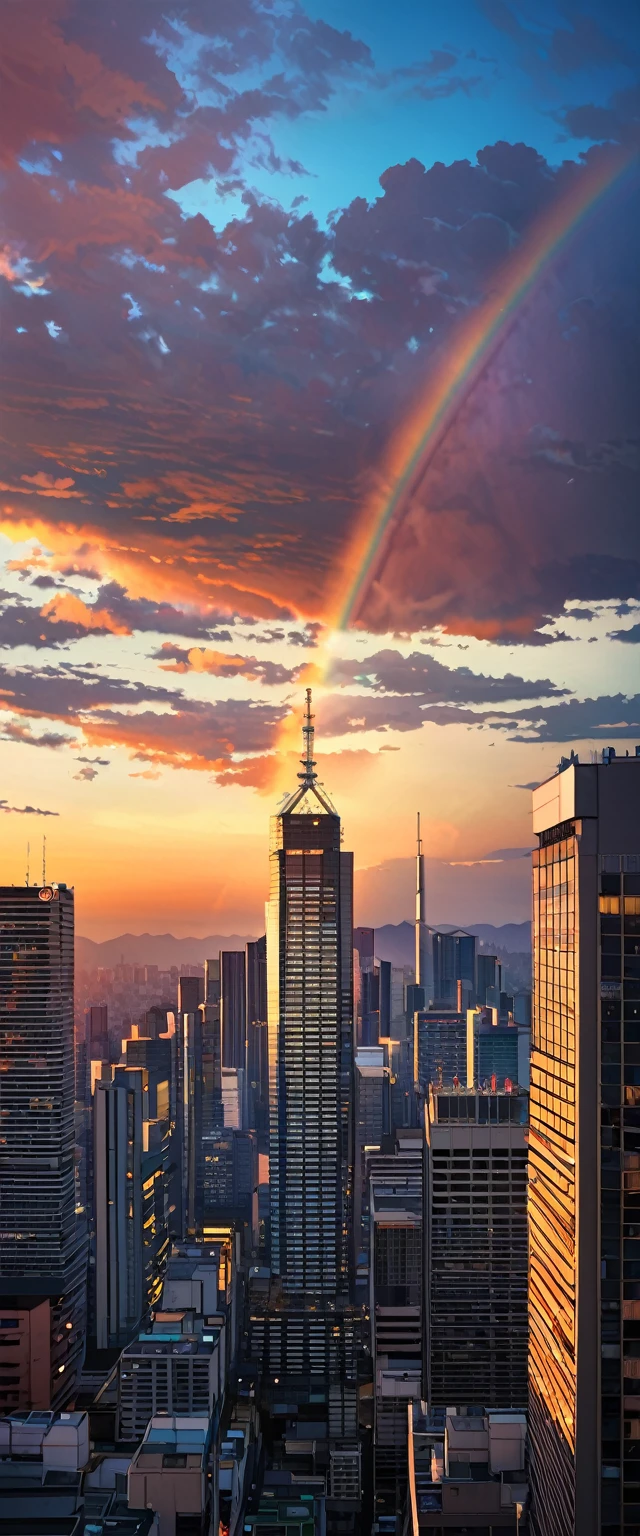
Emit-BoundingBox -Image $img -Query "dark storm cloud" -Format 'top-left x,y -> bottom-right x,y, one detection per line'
1,0 -> 639,662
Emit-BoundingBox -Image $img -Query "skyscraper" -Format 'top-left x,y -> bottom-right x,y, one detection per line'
415,813 -> 431,1004
431,928 -> 477,1008
528,749 -> 640,1536
93,1064 -> 170,1347
0,883 -> 87,1407
425,1086 -> 528,1409
220,950 -> 246,1070
266,689 -> 353,1294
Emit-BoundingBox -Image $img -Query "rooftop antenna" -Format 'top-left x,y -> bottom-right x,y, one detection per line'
42,835 -> 46,887
25,841 -> 30,888
298,687 -> 317,786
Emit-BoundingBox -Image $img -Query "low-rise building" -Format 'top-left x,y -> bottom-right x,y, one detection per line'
127,1414 -> 213,1536
407,1403 -> 527,1532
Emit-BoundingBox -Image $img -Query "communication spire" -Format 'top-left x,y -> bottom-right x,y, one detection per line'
42,835 -> 46,887
298,687 -> 317,786
26,841 -> 30,888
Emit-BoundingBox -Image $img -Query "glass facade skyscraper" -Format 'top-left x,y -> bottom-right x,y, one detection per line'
0,883 -> 87,1406
529,751 -> 640,1536
267,690 -> 353,1295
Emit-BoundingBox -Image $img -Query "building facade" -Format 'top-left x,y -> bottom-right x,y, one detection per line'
529,750 -> 640,1536
0,883 -> 87,1407
425,1088 -> 528,1411
266,690 -> 353,1295
93,1065 -> 170,1348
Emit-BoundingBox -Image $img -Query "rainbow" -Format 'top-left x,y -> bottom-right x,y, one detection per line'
330,144 -> 639,635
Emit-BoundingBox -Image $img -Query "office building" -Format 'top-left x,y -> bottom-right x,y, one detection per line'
416,814 -> 432,1006
353,1046 -> 388,1266
370,1147 -> 423,1525
528,748 -> 640,1536
246,937 -> 269,1138
178,974 -> 204,1016
406,1403 -> 527,1533
431,930 -> 477,1009
466,1006 -> 530,1090
0,883 -> 87,1408
117,1333 -> 222,1441
414,1008 -> 467,1096
354,928 -> 376,1047
477,953 -> 502,1007
266,690 -> 353,1295
93,1065 -> 170,1348
425,1087 -> 528,1410
128,1414 -> 214,1536
221,951 -> 246,1071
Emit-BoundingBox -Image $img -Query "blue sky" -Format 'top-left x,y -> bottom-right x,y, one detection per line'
173,0 -> 640,228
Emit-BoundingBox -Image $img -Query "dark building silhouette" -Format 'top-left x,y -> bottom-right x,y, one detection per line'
0,883 -> 87,1407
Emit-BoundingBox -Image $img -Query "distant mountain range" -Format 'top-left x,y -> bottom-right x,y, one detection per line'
373,920 -> 531,966
77,918 -> 531,971
76,932 -> 257,969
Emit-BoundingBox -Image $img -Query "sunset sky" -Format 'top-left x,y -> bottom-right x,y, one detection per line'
1,0 -> 639,940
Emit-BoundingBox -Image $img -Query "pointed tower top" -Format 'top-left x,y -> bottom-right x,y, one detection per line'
298,687 -> 317,786
417,810 -> 422,856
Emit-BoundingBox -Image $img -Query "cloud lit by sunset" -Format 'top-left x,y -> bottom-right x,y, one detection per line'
1,0 -> 639,939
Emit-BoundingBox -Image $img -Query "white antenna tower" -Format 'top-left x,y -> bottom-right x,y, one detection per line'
25,842 -> 30,887
42,835 -> 46,886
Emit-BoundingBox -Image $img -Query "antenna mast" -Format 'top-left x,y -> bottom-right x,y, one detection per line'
298,687 -> 317,785
26,842 -> 30,887
42,835 -> 46,886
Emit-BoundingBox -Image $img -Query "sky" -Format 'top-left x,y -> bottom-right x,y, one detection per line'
1,0 -> 640,939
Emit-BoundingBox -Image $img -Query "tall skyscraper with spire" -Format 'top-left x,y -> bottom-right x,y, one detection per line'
267,690 -> 354,1295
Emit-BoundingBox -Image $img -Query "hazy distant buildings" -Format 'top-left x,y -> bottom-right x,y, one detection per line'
528,749 -> 640,1536
0,883 -> 87,1408
266,689 -> 353,1295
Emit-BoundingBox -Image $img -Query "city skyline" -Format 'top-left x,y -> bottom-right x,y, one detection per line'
1,0 -> 640,939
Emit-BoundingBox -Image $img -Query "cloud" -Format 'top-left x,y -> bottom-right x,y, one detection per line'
378,48 -> 485,101
0,799 -> 59,816
498,694 -> 640,743
0,657 -> 288,772
73,764 -> 99,781
0,720 -> 74,749
153,642 -> 301,684
0,1 -> 639,684
328,649 -> 567,703
608,623 -> 640,643
483,2 -> 633,79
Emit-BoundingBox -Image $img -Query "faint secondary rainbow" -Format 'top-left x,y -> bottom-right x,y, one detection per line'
328,144 -> 639,638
